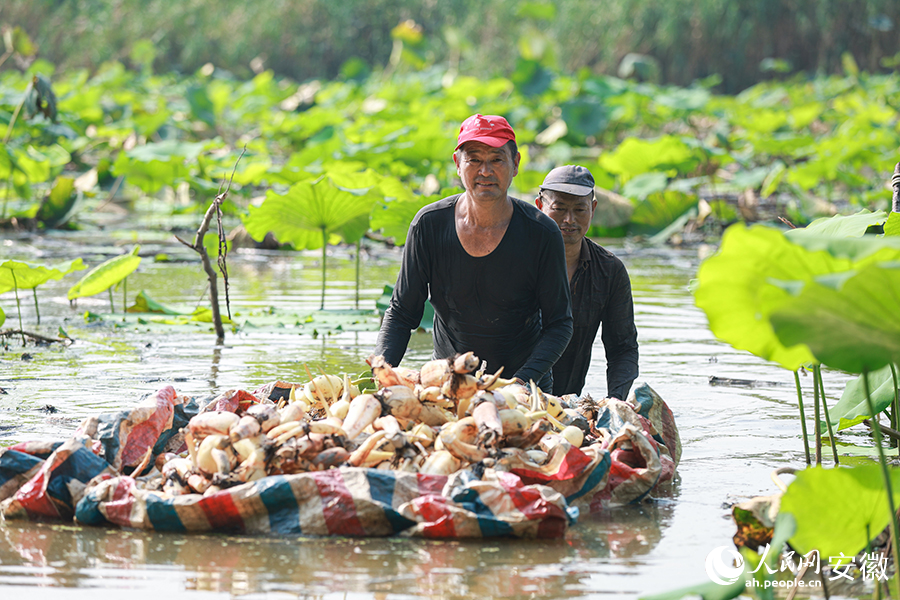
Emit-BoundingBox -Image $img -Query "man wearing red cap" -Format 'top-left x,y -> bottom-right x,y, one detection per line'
535,165 -> 639,400
374,114 -> 573,390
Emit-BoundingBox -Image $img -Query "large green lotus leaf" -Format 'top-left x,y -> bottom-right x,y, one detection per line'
127,290 -> 188,315
327,169 -> 382,191
0,305 -> 5,327
630,190 -> 698,235
779,465 -> 900,558
825,365 -> 895,432
560,98 -> 609,144
370,193 -> 444,246
621,172 -> 668,201
785,233 -> 900,264
786,209 -> 887,239
112,152 -> 190,194
126,140 -> 206,163
600,136 -> 697,177
377,176 -> 415,202
0,258 -> 86,293
68,249 -> 141,300
242,179 -> 375,250
770,262 -> 900,373
37,176 -> 80,228
694,225 -> 820,370
652,87 -> 711,111
884,212 -> 900,237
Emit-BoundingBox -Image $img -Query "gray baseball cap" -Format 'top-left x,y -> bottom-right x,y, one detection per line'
539,165 -> 595,196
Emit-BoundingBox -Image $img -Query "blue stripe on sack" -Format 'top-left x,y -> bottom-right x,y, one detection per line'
631,384 -> 654,417
257,475 -> 302,534
629,469 -> 661,505
565,451 -> 611,504
145,493 -> 187,532
448,483 -> 513,537
467,495 -> 513,538
0,450 -> 44,488
47,448 -> 110,509
95,412 -> 126,468
365,470 -> 415,534
74,487 -> 107,525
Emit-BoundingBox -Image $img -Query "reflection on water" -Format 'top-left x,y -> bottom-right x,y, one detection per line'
0,234 -> 843,598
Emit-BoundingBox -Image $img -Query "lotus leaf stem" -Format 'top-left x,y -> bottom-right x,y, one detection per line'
794,370 -> 811,466
814,365 -> 839,465
861,368 -> 900,600
108,287 -> 114,314
892,363 -> 900,455
355,239 -> 361,310
813,367 -> 822,466
320,227 -> 327,310
11,270 -> 23,345
32,287 -> 39,325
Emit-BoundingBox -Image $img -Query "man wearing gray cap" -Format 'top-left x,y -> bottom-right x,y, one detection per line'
535,165 -> 639,400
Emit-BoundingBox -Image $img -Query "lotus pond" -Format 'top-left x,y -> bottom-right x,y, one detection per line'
1,221 -> 879,599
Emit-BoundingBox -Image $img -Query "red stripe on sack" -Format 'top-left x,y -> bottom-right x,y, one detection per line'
313,470 -> 366,536
497,471 -> 567,523
104,477 -> 137,527
416,473 -> 447,495
511,446 -> 593,484
590,458 -> 634,510
235,390 -> 260,411
121,387 -> 176,467
411,496 -> 456,538
537,513 -> 568,539
200,490 -> 245,531
16,470 -> 60,520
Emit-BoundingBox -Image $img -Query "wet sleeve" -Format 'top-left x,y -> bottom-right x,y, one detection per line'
514,229 -> 573,384
373,220 -> 429,368
603,264 -> 639,400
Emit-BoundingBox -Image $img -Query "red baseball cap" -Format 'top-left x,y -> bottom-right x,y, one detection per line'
455,114 -> 516,150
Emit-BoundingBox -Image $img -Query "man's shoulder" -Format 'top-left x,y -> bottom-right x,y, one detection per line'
584,238 -> 629,272
411,194 -> 460,227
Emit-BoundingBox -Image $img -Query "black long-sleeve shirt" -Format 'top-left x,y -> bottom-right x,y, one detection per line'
374,195 -> 573,388
551,238 -> 639,399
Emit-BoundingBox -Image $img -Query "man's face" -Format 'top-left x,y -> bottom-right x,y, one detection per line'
536,190 -> 597,246
453,141 -> 519,203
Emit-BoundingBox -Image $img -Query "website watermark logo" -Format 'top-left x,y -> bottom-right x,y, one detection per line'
705,546 -> 745,585
705,544 -> 886,588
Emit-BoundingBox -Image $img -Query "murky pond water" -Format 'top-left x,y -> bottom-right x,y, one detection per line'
0,228 -> 861,598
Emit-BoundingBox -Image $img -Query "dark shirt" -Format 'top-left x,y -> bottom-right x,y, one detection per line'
374,194 -> 573,387
551,238 -> 639,399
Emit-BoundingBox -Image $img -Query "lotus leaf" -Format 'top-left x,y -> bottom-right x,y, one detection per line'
600,136 -> 698,179
0,258 -> 85,293
243,178 -> 376,248
823,365 -> 895,431
630,190 -> 697,235
68,248 -> 141,301
694,225 -> 818,370
779,465 -> 900,559
786,209 -> 886,239
622,172 -> 668,201
36,175 -> 80,227
770,262 -> 900,373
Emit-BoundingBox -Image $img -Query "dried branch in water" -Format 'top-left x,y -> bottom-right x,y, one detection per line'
175,146 -> 246,340
0,329 -> 73,345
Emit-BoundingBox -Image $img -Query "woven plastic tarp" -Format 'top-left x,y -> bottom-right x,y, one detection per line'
0,383 -> 680,538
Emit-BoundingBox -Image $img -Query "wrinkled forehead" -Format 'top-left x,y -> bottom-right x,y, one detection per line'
540,189 -> 595,206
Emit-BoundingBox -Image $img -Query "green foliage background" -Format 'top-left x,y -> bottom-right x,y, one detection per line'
4,0 -> 900,92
